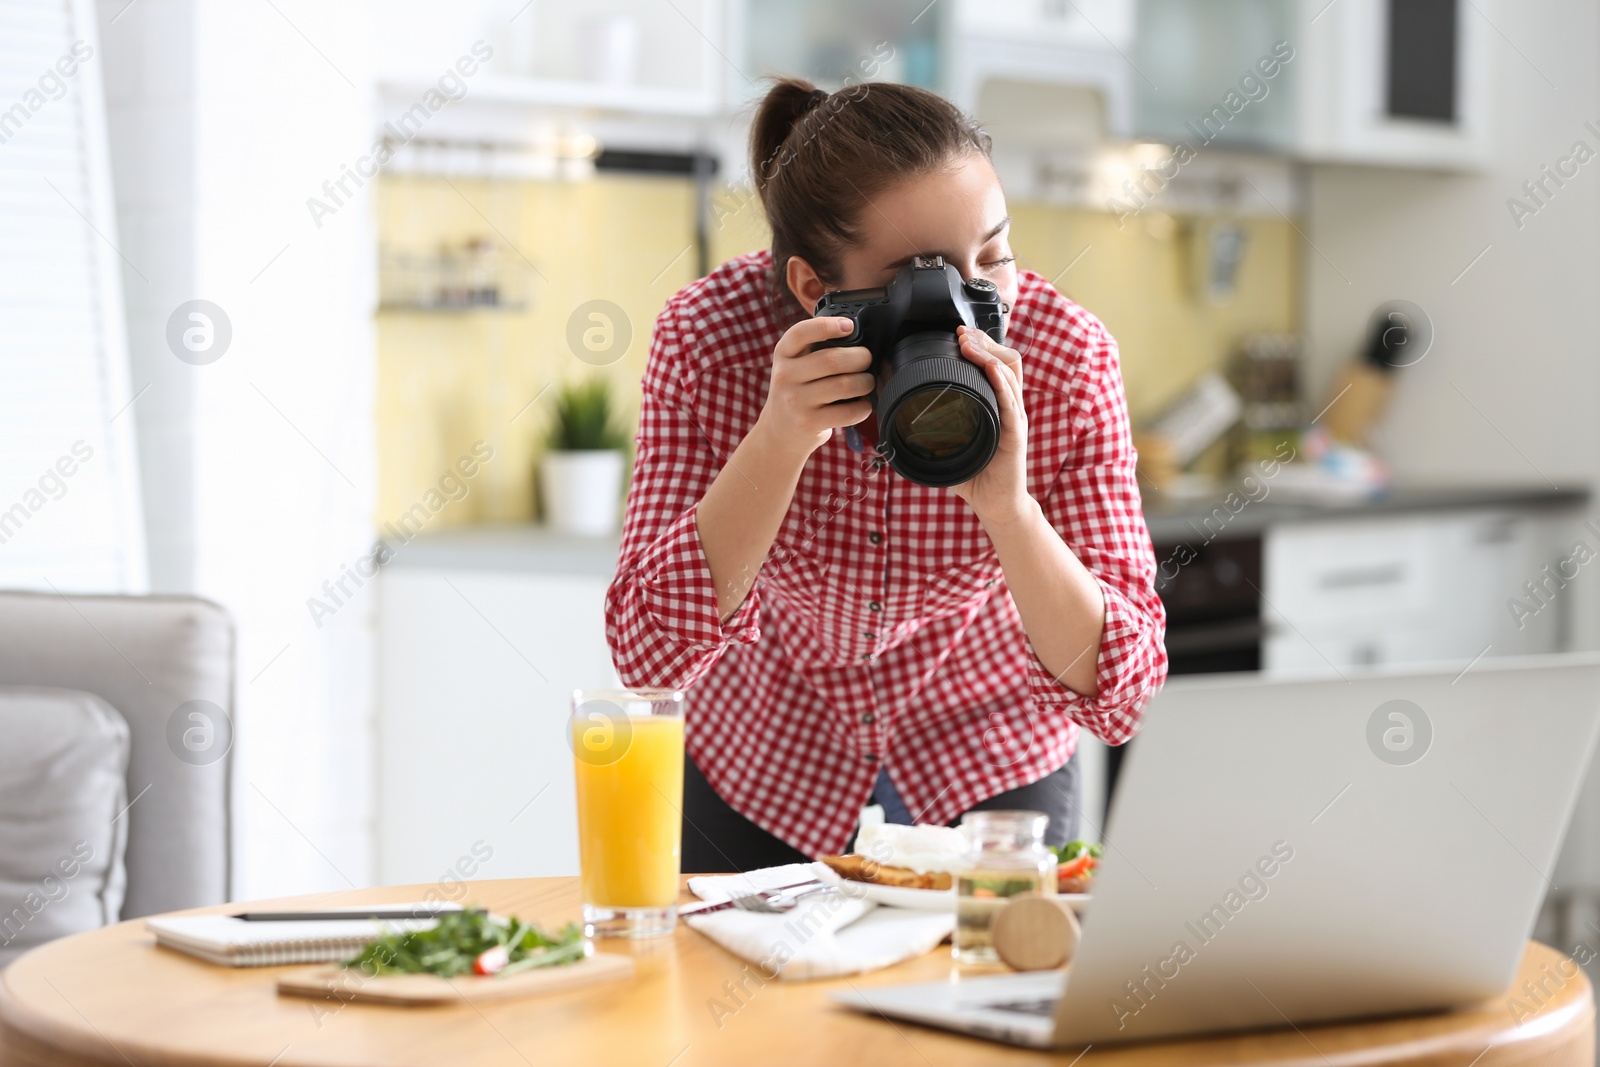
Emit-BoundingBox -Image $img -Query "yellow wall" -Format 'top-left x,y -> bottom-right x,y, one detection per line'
374,175 -> 1297,526
1007,208 -> 1300,427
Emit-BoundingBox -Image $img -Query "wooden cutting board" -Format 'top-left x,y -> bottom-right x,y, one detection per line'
276,951 -> 634,1006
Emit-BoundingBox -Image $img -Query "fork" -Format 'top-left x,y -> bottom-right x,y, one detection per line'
729,882 -> 837,914
681,877 -> 838,917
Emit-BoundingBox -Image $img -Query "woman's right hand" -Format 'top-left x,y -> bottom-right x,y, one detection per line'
753,316 -> 875,460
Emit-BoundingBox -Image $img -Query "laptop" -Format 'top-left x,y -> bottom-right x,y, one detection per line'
832,654 -> 1600,1048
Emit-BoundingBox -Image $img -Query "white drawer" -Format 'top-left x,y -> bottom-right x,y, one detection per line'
1264,518 -> 1437,633
1264,628 -> 1458,677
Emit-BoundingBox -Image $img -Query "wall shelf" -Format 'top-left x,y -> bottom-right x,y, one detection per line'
377,77 -> 721,120
378,242 -> 533,314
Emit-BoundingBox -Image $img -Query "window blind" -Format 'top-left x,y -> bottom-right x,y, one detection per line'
0,0 -> 145,591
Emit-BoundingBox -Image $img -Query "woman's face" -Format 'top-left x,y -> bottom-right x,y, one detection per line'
788,153 -> 1018,313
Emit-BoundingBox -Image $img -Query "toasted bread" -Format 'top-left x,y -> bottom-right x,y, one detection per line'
819,853 -> 953,891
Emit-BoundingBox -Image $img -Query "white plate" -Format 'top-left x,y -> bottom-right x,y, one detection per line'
853,880 -> 957,912
814,865 -> 1091,913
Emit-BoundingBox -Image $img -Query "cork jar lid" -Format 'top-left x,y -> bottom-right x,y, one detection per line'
991,896 -> 1081,972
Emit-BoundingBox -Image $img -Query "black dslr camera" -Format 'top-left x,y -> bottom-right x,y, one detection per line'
813,255 -> 1006,487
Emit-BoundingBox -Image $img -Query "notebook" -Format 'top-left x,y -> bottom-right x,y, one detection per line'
147,903 -> 459,967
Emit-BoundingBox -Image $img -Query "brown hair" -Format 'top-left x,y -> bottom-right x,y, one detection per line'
750,77 -> 992,315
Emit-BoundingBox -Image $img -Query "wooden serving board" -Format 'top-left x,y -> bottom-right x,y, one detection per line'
276,951 -> 634,1006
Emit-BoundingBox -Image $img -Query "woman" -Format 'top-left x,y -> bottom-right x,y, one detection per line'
605,78 -> 1167,872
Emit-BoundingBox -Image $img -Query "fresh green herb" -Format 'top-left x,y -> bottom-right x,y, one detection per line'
547,377 -> 629,452
344,908 -> 586,978
1052,840 -> 1104,863
963,876 -> 1042,897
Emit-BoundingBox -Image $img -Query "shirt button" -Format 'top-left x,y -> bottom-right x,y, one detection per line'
985,580 -> 996,588
861,712 -> 876,724
865,753 -> 879,762
861,653 -> 873,662
868,531 -> 883,545
868,601 -> 882,612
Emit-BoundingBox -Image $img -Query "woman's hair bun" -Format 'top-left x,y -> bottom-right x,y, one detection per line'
750,77 -> 826,196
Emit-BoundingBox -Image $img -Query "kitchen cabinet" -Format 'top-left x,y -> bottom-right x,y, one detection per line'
735,0 -> 1137,119
375,532 -> 622,886
374,0 -> 724,122
1133,0 -> 1301,153
735,0 -> 942,101
1133,0 -> 1493,170
943,0 -> 1137,132
1295,0 -> 1493,168
1262,509 -> 1565,675
957,0 -> 1138,50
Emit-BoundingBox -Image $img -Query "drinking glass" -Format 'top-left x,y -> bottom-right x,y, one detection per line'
570,688 -> 685,938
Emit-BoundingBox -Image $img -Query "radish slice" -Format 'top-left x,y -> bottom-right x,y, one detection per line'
473,946 -> 509,976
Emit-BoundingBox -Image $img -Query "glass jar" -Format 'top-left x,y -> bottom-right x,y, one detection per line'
954,810 -> 1057,964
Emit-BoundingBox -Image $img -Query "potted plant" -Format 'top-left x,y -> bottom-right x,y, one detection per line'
540,377 -> 629,536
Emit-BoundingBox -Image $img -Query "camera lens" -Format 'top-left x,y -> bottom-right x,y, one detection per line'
876,331 -> 999,487
892,389 -> 983,460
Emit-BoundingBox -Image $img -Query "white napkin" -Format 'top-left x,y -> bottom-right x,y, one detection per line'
683,862 -> 954,981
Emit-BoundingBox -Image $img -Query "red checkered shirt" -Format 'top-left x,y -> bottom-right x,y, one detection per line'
606,250 -> 1167,858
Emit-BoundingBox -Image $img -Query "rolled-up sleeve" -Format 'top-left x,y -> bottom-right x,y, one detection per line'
604,305 -> 763,691
1024,320 -> 1167,745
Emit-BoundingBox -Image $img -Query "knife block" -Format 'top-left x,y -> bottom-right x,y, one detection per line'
1319,361 -> 1395,448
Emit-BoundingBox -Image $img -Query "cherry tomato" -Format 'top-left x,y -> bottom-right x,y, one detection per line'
1057,855 -> 1097,881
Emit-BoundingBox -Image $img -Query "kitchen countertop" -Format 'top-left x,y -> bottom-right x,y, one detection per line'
1142,483 -> 1589,545
384,484 -> 1590,573
383,523 -> 620,575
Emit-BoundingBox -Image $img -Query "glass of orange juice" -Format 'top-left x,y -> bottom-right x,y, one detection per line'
570,688 -> 685,938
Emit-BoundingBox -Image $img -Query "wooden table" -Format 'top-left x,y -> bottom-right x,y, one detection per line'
1,878 -> 1592,1067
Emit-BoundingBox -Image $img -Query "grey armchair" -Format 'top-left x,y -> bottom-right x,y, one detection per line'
0,591 -> 233,962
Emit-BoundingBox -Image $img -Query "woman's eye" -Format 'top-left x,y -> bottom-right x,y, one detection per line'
981,256 -> 1016,270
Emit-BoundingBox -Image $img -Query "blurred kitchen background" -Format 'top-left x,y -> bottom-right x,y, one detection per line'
5,0 -> 1600,964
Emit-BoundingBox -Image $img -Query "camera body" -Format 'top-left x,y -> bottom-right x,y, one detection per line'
813,255 -> 1006,487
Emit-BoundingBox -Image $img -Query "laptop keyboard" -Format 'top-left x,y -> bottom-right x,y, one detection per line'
985,997 -> 1060,1017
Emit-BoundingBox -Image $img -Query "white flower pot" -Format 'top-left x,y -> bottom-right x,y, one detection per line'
540,449 -> 625,536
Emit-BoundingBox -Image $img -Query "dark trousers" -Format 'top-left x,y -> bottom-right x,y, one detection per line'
681,753 -> 1083,874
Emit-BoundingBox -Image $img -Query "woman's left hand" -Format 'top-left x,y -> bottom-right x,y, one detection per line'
949,325 -> 1033,528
